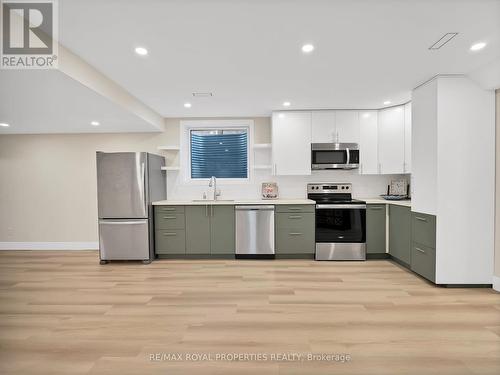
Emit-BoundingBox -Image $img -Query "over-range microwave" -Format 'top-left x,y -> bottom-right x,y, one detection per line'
311,143 -> 360,170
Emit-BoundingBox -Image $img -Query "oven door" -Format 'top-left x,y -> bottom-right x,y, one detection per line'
315,204 -> 366,243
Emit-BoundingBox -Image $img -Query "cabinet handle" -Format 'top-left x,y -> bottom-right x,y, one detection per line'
210,205 -> 214,217
162,208 -> 176,211
163,216 -> 176,219
415,247 -> 425,254
415,216 -> 427,222
288,207 -> 302,211
289,232 -> 303,236
163,233 -> 177,236
288,215 -> 302,219
205,205 -> 208,217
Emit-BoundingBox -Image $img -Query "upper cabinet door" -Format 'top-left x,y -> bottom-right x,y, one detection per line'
272,112 -> 312,175
359,111 -> 378,174
335,110 -> 360,143
311,111 -> 335,143
378,106 -> 405,174
404,102 -> 412,174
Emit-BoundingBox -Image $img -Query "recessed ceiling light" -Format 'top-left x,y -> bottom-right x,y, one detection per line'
134,47 -> 148,56
301,44 -> 314,53
0,122 -> 10,127
470,42 -> 486,51
383,100 -> 391,105
184,102 -> 192,108
283,101 -> 291,107
90,121 -> 100,126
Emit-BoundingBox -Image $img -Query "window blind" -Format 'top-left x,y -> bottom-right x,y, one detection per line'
190,130 -> 248,179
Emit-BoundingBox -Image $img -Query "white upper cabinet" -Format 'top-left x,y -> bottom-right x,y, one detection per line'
271,111 -> 312,175
311,111 -> 335,143
404,102 -> 412,173
335,110 -> 360,143
359,111 -> 378,174
378,106 -> 405,174
311,110 -> 360,143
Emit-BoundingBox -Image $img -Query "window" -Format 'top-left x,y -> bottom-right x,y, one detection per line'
190,129 -> 248,179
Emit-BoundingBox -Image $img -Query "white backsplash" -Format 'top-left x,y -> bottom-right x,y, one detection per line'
166,169 -> 409,200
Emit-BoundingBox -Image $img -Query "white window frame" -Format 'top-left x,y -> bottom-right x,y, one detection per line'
180,119 -> 254,185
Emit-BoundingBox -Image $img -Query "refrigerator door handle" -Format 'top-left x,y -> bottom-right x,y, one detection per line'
99,220 -> 147,225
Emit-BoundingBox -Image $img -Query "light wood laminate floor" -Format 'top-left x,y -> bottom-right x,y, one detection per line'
0,251 -> 499,375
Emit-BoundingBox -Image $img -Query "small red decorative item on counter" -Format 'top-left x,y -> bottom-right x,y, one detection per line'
261,182 -> 278,199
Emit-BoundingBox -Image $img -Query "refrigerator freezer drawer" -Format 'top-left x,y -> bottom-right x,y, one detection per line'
99,219 -> 150,260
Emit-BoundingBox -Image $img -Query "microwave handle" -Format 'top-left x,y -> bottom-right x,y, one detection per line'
346,148 -> 350,165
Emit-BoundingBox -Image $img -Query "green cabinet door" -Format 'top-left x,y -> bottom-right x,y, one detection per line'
389,205 -> 411,265
185,206 -> 211,254
275,212 -> 315,254
210,205 -> 235,254
366,205 -> 386,254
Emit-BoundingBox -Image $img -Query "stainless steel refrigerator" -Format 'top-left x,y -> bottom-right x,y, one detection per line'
96,152 -> 166,264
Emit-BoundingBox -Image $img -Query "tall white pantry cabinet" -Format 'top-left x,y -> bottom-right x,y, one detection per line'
412,75 -> 495,284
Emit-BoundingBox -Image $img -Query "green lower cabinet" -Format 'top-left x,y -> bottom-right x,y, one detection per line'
210,205 -> 235,254
411,212 -> 436,248
410,211 -> 437,282
185,206 -> 211,254
389,205 -> 411,265
275,212 -> 315,254
410,243 -> 436,282
366,205 -> 386,254
155,229 -> 186,254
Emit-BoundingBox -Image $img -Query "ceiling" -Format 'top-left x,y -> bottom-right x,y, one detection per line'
57,0 -> 500,118
1,0 -> 499,134
0,69 -> 160,134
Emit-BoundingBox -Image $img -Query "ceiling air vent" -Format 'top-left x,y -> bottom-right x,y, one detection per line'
192,92 -> 213,97
429,33 -> 459,50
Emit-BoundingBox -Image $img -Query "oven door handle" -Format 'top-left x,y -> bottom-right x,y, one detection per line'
316,204 -> 367,209
346,148 -> 350,165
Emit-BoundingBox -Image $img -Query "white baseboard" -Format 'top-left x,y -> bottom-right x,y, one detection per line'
494,276 -> 500,292
0,242 -> 99,250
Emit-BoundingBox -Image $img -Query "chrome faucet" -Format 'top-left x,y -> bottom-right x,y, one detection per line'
208,176 -> 220,200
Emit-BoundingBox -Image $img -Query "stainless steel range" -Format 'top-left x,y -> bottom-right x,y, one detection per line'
307,183 -> 366,260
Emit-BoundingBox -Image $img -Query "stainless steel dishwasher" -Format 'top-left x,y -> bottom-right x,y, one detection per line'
235,205 -> 275,257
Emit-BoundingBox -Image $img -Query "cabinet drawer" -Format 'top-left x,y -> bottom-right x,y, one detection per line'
275,205 -> 315,213
154,213 -> 185,230
276,229 -> 315,254
411,212 -> 436,248
155,205 -> 185,214
410,243 -> 436,282
155,230 -> 186,254
276,212 -> 315,229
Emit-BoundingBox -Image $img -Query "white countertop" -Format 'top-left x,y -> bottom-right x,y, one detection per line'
152,199 -> 316,206
360,198 -> 412,207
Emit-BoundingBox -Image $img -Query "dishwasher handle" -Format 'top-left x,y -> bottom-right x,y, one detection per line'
235,205 -> 275,211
